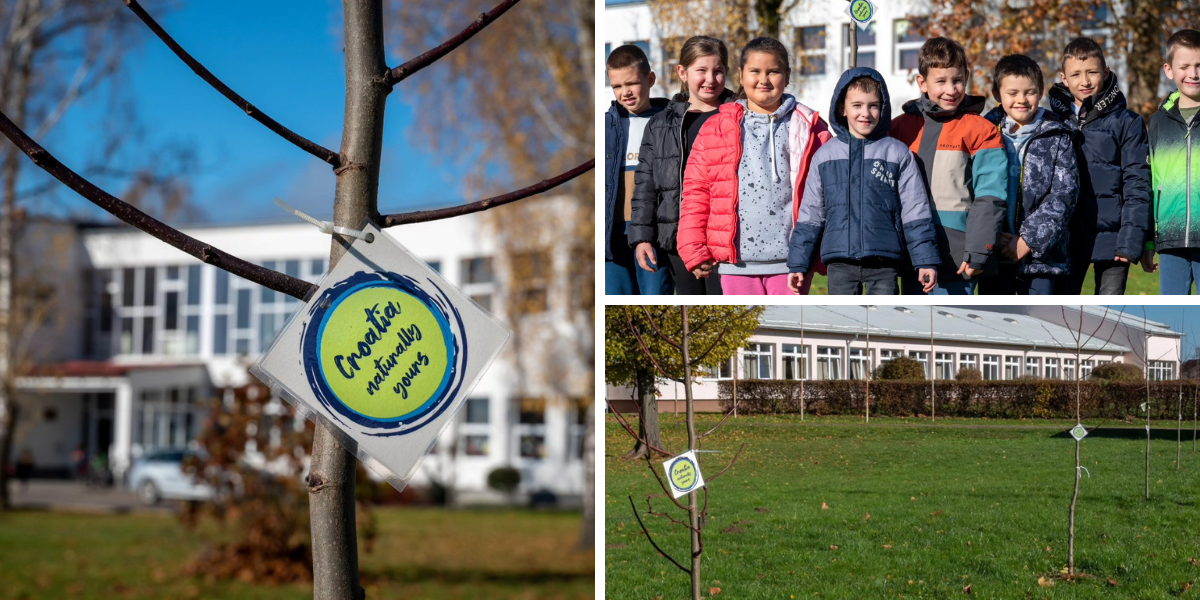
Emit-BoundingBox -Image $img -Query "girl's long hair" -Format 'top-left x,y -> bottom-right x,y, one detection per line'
736,36 -> 791,100
676,36 -> 729,100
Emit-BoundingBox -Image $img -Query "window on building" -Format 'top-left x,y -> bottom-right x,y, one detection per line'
1026,356 -> 1041,378
934,352 -> 954,380
236,289 -> 251,329
310,258 -> 326,277
703,357 -> 734,380
426,261 -> 441,273
743,343 -> 773,379
215,268 -> 229,305
908,351 -> 929,378
817,346 -> 843,380
782,344 -> 808,380
880,349 -> 903,361
511,250 -> 550,313
659,36 -> 686,84
569,246 -> 590,311
894,18 -> 926,72
959,353 -> 978,370
849,347 -> 874,380
122,268 -> 136,307
520,434 -> 545,459
141,317 -> 155,354
213,315 -> 228,355
1149,360 -> 1175,381
795,25 -> 826,76
982,355 -> 1000,380
465,398 -> 489,423
143,267 -> 157,307
843,22 -> 877,70
1045,358 -> 1060,379
186,265 -> 201,305
1064,358 -> 1077,380
164,291 -> 179,330
464,435 -> 489,456
1005,356 -> 1021,380
462,257 -> 494,285
1081,359 -> 1094,379
518,398 -> 545,424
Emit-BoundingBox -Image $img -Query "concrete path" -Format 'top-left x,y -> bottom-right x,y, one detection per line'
8,480 -> 173,515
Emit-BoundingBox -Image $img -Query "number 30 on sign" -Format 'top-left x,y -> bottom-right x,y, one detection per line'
663,451 -> 706,499
846,0 -> 877,30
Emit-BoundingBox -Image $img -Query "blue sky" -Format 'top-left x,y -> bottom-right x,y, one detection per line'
42,1 -> 474,224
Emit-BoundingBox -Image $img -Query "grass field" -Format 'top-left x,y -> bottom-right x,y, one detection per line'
606,414 -> 1200,598
804,265 -> 1159,295
0,507 -> 593,600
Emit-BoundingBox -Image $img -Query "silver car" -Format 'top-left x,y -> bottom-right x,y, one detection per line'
127,449 -> 217,505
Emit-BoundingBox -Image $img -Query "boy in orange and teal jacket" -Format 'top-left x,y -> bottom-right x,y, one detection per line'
890,37 -> 1009,295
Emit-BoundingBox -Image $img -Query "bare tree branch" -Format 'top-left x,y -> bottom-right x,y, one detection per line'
604,397 -> 677,458
121,0 -> 341,167
378,158 -> 592,227
643,449 -> 691,512
698,402 -> 740,440
0,109 -> 317,301
384,0 -> 521,87
640,305 -> 683,352
628,496 -> 691,575
704,442 -> 745,483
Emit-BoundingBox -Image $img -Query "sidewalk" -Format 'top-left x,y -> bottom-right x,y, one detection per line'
8,480 -> 172,515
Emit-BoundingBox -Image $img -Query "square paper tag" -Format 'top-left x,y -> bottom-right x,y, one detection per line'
250,222 -> 511,491
1070,424 -> 1088,441
663,450 -> 706,499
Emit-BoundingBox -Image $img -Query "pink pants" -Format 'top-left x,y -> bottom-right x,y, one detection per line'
720,273 -> 808,295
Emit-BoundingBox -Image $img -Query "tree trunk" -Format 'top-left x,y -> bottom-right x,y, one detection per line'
577,399 -> 595,549
681,306 -> 701,600
1068,437 -> 1080,575
307,1 -> 389,598
626,367 -> 660,458
1121,0 -> 1164,119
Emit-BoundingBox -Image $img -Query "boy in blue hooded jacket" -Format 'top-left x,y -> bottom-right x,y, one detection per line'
787,68 -> 939,295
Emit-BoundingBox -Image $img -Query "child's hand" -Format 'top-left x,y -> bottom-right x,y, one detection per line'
787,272 -> 806,294
1014,237 -> 1031,261
691,260 -> 715,279
1140,249 -> 1158,273
635,243 -> 658,272
956,262 -> 981,279
918,268 -> 938,293
1000,234 -> 1020,261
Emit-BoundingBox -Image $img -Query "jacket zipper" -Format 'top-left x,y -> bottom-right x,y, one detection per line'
730,108 -> 745,265
1187,114 -> 1193,247
677,104 -> 687,228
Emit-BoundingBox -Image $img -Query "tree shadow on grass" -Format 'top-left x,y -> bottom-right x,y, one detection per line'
1050,427 -> 1195,441
361,566 -> 592,586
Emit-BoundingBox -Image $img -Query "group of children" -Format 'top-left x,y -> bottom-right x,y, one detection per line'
603,28 -> 1200,295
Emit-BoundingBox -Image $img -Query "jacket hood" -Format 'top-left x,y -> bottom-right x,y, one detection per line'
1155,90 -> 1195,126
1047,70 -> 1125,126
738,93 -> 797,120
983,105 -> 1072,138
668,88 -> 736,114
902,94 -> 987,120
829,67 -> 892,141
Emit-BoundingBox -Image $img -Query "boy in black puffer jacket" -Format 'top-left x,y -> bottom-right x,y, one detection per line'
1047,36 -> 1153,295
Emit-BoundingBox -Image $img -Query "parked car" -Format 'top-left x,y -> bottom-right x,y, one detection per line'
127,449 -> 240,505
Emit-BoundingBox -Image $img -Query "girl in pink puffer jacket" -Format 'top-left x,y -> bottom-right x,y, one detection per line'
677,36 -> 831,295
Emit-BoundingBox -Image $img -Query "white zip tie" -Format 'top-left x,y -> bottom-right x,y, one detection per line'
274,197 -> 375,243
1077,466 -> 1090,479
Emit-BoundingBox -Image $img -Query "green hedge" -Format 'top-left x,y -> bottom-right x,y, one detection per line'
717,379 -> 1198,420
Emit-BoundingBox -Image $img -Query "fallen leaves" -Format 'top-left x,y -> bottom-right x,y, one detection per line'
1037,576 -> 1054,587
1183,581 -> 1193,593
962,583 -> 972,594
707,586 -> 722,595
863,513 -> 871,520
829,545 -> 839,551
1191,557 -> 1198,566
1107,579 -> 1119,587
882,544 -> 892,549
821,502 -> 830,510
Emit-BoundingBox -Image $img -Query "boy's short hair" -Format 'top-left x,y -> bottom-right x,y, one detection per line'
1060,37 -> 1106,72
992,54 -> 1045,95
1166,29 -> 1200,65
844,76 -> 882,103
918,37 -> 968,78
606,44 -> 651,77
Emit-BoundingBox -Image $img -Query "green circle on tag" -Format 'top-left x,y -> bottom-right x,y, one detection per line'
670,458 -> 697,491
317,285 -> 450,420
851,0 -> 872,21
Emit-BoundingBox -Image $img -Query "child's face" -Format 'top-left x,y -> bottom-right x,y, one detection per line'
740,51 -> 789,112
917,66 -> 966,112
1165,46 -> 1200,102
1060,56 -> 1107,104
609,66 -> 655,114
840,86 -> 882,139
677,54 -> 727,107
995,74 -> 1042,126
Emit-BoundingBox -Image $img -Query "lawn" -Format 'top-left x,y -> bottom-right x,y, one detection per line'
606,414 -> 1200,598
0,507 -> 593,600
803,265 -> 1159,295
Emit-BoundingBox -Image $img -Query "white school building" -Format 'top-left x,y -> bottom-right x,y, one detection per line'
608,305 -> 1183,412
603,0 -> 1115,116
11,207 -> 588,506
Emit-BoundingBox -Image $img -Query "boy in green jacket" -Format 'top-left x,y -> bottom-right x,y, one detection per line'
1149,29 -> 1200,293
